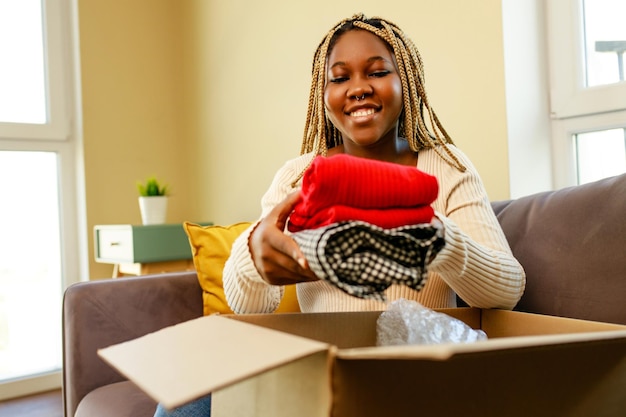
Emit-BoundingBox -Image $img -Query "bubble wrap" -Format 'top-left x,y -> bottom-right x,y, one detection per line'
377,298 -> 487,346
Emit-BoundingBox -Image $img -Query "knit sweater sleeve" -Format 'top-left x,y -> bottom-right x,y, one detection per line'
423,146 -> 526,309
223,154 -> 314,314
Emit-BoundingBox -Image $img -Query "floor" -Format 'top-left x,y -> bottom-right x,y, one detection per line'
0,389 -> 62,417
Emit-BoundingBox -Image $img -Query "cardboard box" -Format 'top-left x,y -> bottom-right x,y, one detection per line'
98,308 -> 626,417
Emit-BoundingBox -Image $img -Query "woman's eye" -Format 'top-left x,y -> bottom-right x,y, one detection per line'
370,70 -> 390,78
330,76 -> 349,84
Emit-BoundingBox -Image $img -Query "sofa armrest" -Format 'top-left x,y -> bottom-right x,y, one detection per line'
62,272 -> 203,417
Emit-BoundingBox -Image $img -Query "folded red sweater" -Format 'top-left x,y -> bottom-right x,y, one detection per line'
289,205 -> 435,232
288,154 -> 438,232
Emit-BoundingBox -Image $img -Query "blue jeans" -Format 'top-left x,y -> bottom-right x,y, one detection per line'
153,394 -> 212,417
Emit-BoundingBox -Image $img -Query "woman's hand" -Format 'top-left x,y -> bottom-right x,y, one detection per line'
249,191 -> 318,286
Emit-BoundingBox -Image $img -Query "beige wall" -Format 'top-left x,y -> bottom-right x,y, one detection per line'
79,0 -> 509,279
79,0 -> 191,278
183,0 -> 510,224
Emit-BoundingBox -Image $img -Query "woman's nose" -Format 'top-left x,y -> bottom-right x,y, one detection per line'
347,79 -> 373,100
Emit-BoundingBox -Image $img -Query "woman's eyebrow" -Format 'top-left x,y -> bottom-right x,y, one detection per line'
329,56 -> 391,70
367,56 -> 390,64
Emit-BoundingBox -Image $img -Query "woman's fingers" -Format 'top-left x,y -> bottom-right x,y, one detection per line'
273,191 -> 302,230
249,192 -> 317,285
257,245 -> 317,286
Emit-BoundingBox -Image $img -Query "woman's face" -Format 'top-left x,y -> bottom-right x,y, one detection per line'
324,29 -> 403,150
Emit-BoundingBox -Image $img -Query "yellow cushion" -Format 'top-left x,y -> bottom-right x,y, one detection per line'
183,221 -> 300,315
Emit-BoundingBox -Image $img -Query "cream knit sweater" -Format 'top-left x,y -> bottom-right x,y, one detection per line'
223,145 -> 525,313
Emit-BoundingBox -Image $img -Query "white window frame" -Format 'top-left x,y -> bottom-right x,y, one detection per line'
0,0 -> 86,399
547,0 -> 626,119
547,0 -> 626,188
0,0 -> 71,141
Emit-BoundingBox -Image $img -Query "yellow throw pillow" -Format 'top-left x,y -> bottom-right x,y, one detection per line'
183,221 -> 300,315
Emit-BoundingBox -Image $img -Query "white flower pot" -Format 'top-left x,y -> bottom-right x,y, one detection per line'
138,196 -> 168,225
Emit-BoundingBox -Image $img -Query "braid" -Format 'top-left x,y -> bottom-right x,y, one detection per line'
293,14 -> 466,186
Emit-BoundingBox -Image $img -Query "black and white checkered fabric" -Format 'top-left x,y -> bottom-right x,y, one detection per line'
292,220 -> 445,301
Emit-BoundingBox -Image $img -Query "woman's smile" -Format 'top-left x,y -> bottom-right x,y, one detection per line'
348,106 -> 379,122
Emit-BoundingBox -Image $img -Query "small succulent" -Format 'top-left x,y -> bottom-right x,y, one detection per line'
137,177 -> 169,196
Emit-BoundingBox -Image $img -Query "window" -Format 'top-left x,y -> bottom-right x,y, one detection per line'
0,0 -> 83,399
547,0 -> 626,187
0,151 -> 63,383
0,1 -> 46,124
575,128 -> 625,184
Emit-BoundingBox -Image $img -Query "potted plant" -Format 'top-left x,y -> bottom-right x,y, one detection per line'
137,177 -> 169,225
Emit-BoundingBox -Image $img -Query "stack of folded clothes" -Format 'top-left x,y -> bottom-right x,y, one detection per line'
288,154 -> 445,301
288,154 -> 439,233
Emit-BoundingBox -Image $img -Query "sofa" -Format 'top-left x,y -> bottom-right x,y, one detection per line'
62,173 -> 626,417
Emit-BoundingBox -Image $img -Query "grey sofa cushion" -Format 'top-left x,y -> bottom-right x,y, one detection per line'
492,173 -> 626,324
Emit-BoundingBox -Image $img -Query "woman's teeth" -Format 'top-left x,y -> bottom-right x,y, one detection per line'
350,108 -> 376,117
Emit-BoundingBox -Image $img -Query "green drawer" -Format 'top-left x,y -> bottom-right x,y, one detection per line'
95,222 -> 212,264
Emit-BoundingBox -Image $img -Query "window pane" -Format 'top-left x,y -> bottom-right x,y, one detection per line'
0,151 -> 62,381
583,0 -> 626,87
0,0 -> 46,124
575,128 -> 626,184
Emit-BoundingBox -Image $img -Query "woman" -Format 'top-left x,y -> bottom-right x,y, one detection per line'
223,14 -> 524,314
155,13 -> 524,417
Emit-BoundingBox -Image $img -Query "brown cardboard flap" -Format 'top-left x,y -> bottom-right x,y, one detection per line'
335,328 -> 626,361
98,315 -> 329,410
435,307 -> 483,328
226,308 -> 484,348
483,309 -> 626,337
226,311 -> 382,348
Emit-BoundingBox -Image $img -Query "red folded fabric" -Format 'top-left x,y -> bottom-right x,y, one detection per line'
296,154 -> 438,213
288,154 -> 439,232
288,205 -> 435,232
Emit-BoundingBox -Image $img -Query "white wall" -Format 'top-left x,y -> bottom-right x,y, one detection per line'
502,0 -> 553,198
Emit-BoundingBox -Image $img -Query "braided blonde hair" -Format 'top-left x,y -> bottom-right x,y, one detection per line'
295,14 -> 466,186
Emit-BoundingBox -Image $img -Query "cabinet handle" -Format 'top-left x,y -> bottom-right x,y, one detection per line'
109,242 -> 121,247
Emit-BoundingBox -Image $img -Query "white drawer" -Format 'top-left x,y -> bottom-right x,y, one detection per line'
96,227 -> 134,262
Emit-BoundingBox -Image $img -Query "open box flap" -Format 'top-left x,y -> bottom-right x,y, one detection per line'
98,315 -> 330,410
334,309 -> 626,361
225,308 -> 483,348
482,309 -> 626,336
335,328 -> 626,361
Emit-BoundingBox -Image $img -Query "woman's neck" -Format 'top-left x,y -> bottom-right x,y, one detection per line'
328,138 -> 418,167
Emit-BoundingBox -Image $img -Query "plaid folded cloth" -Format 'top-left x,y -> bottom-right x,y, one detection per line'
288,154 -> 438,233
292,220 -> 445,301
